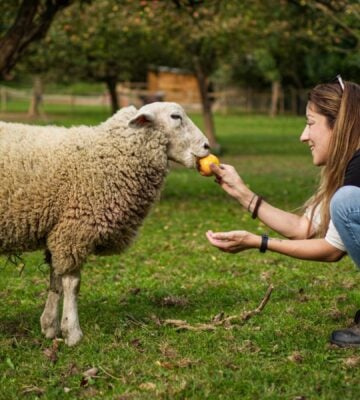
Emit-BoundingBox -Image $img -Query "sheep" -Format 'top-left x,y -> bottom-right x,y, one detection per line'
0,102 -> 210,346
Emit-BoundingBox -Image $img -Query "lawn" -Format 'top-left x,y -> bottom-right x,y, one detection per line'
1,105 -> 360,399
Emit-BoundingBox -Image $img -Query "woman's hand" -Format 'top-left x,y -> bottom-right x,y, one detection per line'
210,163 -> 249,202
206,230 -> 260,253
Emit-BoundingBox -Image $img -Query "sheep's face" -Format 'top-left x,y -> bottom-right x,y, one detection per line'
129,102 -> 210,168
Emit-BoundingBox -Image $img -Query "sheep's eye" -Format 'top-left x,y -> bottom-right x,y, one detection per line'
171,114 -> 182,121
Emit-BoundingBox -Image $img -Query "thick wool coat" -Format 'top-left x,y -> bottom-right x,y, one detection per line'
0,107 -> 168,275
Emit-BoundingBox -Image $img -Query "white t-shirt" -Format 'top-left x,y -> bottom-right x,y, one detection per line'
304,206 -> 346,252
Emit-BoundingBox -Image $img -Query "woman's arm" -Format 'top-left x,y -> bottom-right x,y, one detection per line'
206,230 -> 345,262
210,163 -> 313,239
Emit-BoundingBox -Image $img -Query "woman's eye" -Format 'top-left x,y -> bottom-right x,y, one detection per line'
171,114 -> 182,121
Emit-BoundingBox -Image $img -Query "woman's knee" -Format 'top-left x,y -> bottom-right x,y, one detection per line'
330,186 -> 360,221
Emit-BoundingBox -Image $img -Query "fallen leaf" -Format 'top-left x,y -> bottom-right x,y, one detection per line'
260,271 -> 272,281
43,339 -> 60,363
156,360 -> 174,369
65,362 -> 79,377
21,386 -> 45,395
159,343 -> 178,359
80,377 -> 89,387
297,294 -> 310,302
130,338 -> 144,352
344,356 -> 360,367
288,351 -> 304,363
43,347 -> 58,363
177,358 -> 196,368
238,340 -> 261,353
129,287 -> 141,295
336,294 -> 348,303
82,386 -> 99,397
80,367 -> 99,387
160,295 -> 189,307
139,382 -> 156,391
341,280 -> 355,289
224,362 -> 240,371
83,367 -> 99,377
157,357 -> 196,369
327,308 -> 343,321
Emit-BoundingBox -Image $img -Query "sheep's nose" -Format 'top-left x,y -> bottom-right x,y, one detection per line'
204,143 -> 210,150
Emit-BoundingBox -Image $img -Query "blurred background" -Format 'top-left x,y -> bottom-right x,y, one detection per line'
0,0 -> 359,149
1,4 -> 360,397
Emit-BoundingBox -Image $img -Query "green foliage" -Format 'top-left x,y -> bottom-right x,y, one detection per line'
3,0 -> 360,91
16,0 -> 169,85
215,0 -> 360,88
1,107 -> 360,399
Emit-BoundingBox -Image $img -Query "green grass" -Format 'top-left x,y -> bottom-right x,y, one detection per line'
1,106 -> 360,399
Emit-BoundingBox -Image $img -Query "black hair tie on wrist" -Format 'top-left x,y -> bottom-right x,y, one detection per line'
259,234 -> 269,253
252,196 -> 263,219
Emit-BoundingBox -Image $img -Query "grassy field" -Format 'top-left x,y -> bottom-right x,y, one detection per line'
1,105 -> 360,399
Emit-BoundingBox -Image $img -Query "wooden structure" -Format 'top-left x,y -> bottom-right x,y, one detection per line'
147,66 -> 201,105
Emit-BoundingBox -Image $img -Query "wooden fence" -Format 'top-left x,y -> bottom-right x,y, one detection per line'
0,85 -> 308,115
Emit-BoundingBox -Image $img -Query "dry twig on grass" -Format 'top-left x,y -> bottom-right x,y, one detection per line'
163,284 -> 274,331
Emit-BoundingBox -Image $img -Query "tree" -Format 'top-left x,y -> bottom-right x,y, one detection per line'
38,0 -> 168,114
217,0 -> 360,115
0,0 -> 81,79
139,0 -> 248,152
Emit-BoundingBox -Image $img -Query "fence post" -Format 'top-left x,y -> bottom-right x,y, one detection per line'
1,87 -> 7,112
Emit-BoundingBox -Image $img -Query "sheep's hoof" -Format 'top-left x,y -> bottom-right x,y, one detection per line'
40,316 -> 60,339
41,325 -> 60,339
64,329 -> 83,347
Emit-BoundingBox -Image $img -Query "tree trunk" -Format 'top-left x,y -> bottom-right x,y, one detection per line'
193,57 -> 220,153
28,75 -> 44,117
105,78 -> 119,115
0,0 -> 73,78
269,80 -> 281,117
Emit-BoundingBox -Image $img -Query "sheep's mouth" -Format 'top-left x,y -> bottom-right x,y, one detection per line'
192,151 -> 209,159
195,157 -> 201,171
192,153 -> 204,170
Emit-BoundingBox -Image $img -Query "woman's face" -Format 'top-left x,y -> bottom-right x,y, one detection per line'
300,103 -> 332,166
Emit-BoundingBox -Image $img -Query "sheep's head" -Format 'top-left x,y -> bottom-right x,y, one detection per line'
128,102 -> 210,168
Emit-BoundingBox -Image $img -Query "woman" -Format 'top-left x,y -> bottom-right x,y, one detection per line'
206,77 -> 360,347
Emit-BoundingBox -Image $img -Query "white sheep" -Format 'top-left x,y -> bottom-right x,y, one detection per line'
0,102 -> 210,346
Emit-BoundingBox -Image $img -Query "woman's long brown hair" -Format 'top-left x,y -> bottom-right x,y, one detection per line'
305,80 -> 360,237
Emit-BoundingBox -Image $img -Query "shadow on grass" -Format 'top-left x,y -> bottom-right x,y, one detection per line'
0,283 -> 260,340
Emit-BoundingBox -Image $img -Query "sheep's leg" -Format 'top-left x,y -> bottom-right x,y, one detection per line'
61,270 -> 83,346
40,263 -> 63,339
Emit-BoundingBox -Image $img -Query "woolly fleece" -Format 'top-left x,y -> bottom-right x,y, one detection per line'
0,106 -> 169,275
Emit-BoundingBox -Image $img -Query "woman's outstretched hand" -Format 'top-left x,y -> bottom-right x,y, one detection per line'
206,230 -> 260,253
210,163 -> 248,202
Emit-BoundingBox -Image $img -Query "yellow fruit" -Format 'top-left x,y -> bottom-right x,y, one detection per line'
197,154 -> 220,177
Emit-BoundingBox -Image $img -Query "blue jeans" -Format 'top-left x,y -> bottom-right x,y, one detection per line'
330,186 -> 360,267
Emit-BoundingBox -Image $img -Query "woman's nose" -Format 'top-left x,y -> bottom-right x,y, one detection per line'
300,126 -> 309,142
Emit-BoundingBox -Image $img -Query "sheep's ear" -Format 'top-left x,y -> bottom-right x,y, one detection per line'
129,112 -> 155,128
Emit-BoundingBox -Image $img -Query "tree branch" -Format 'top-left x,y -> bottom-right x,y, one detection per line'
314,2 -> 360,43
0,0 -> 74,78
